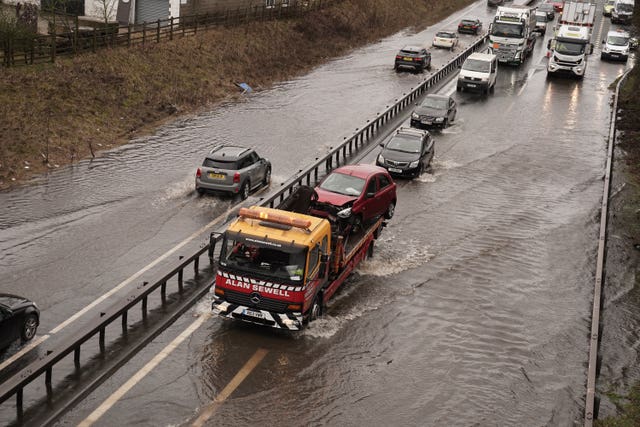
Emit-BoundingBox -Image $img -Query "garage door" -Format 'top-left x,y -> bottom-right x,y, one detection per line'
136,0 -> 170,24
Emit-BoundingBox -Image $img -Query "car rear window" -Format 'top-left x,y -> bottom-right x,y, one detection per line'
203,158 -> 239,169
461,20 -> 476,25
437,32 -> 454,38
400,48 -> 419,55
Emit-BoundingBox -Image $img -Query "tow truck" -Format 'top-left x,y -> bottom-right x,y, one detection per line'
209,187 -> 385,330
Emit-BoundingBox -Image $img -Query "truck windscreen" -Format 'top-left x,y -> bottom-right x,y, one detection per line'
555,40 -> 586,55
491,22 -> 524,38
219,233 -> 307,284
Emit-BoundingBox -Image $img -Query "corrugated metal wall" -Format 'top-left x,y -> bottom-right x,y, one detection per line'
136,0 -> 170,23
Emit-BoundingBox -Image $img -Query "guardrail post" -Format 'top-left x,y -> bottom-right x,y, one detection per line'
142,296 -> 148,319
122,311 -> 128,333
74,347 -> 81,367
99,327 -> 105,352
127,24 -> 132,46
161,281 -> 167,303
142,23 -> 147,45
178,268 -> 184,292
45,367 -> 53,395
156,20 -> 161,42
194,256 -> 200,275
17,388 -> 23,419
170,17 -> 174,40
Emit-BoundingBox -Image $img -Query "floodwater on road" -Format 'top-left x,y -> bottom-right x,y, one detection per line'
1,0 -> 637,425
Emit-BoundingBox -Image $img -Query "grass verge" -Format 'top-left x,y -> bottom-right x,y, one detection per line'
0,0 -> 474,189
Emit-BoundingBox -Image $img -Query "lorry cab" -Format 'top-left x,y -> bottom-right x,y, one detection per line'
547,25 -> 593,79
611,0 -> 635,24
601,29 -> 631,62
457,52 -> 498,94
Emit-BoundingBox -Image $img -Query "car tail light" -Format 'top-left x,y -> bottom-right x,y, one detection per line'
233,172 -> 240,183
196,168 -> 201,178
396,55 -> 402,59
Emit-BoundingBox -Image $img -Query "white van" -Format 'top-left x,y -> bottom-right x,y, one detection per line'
456,52 -> 498,94
601,29 -> 631,62
611,0 -> 634,24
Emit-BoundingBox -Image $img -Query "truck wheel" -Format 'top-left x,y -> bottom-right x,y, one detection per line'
310,295 -> 323,322
21,315 -> 38,341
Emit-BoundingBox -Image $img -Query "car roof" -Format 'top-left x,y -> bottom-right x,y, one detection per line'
207,145 -> 252,161
466,52 -> 496,61
607,29 -> 630,37
437,31 -> 456,35
425,94 -> 450,101
330,164 -> 388,179
461,18 -> 479,21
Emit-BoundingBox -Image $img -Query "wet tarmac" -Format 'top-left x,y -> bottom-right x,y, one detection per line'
0,0 -> 636,425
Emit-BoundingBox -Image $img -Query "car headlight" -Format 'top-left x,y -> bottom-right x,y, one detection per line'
337,207 -> 352,218
603,46 -> 610,53
411,112 -> 419,119
377,154 -> 385,164
434,117 -> 444,122
409,160 -> 420,168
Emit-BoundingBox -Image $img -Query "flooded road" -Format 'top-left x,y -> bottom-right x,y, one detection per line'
1,0 -> 635,425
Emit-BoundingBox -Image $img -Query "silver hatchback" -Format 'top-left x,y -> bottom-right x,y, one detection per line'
195,145 -> 271,199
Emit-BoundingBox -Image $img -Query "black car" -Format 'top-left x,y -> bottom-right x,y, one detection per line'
376,127 -> 435,178
487,0 -> 504,5
537,3 -> 555,20
0,294 -> 40,350
458,18 -> 483,35
410,94 -> 457,129
394,45 -> 432,72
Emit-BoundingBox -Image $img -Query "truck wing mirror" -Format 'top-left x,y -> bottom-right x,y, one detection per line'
208,232 -> 223,263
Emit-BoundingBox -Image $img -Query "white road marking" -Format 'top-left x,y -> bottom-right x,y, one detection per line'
78,314 -> 210,427
0,334 -> 49,372
191,348 -> 269,427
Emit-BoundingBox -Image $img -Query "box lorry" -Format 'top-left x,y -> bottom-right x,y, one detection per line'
489,5 -> 537,65
209,187 -> 386,330
547,2 -> 596,79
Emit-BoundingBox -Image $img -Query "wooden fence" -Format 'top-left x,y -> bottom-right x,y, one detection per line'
1,0 -> 328,67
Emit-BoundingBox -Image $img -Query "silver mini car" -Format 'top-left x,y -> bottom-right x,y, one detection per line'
195,145 -> 271,199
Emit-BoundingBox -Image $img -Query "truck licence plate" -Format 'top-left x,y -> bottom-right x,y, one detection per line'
208,173 -> 225,180
243,308 -> 264,319
388,167 -> 403,173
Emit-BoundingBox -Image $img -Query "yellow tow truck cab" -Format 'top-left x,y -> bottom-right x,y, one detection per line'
211,204 -> 383,330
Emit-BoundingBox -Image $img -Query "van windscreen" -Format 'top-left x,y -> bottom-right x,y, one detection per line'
462,59 -> 491,72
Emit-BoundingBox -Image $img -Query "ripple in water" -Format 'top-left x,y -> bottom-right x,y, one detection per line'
357,236 -> 434,276
302,302 -> 380,339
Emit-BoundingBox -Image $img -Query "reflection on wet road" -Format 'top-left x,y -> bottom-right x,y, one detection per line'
1,0 -> 635,425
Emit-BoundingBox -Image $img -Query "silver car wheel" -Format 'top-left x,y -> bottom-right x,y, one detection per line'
22,315 -> 38,341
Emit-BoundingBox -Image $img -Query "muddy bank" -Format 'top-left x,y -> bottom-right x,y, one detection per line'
0,0 -> 474,189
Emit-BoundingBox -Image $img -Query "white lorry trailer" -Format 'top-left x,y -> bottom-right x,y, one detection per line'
546,1 -> 596,79
489,5 -> 537,65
